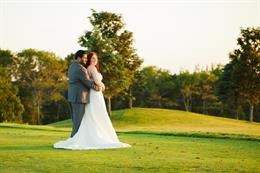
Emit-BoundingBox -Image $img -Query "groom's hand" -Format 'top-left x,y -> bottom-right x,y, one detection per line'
91,82 -> 99,91
95,85 -> 101,91
90,81 -> 100,91
102,85 -> 105,92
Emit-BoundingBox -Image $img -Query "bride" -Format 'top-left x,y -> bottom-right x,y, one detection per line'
53,52 -> 131,150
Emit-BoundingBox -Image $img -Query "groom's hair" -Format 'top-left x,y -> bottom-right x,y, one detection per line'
75,50 -> 87,59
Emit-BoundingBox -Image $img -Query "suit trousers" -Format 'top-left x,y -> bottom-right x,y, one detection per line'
69,102 -> 86,137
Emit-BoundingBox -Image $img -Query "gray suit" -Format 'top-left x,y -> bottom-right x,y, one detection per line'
68,61 -> 97,137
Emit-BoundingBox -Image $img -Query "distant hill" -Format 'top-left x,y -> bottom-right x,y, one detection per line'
48,108 -> 260,139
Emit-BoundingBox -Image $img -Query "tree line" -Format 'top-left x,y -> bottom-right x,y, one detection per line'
0,10 -> 259,124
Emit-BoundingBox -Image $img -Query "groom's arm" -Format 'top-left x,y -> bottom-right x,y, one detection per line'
78,66 -> 100,91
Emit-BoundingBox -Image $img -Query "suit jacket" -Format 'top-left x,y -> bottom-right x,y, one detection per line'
67,61 -> 96,104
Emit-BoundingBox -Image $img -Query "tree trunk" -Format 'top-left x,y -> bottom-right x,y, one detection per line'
158,97 -> 161,107
249,104 -> 254,122
37,102 -> 40,125
203,100 -> 205,114
107,96 -> 112,117
128,88 -> 132,109
235,107 -> 239,120
190,96 -> 192,112
204,100 -> 208,114
56,103 -> 60,121
183,99 -> 189,111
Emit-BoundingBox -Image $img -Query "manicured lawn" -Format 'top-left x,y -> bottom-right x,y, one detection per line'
1,108 -> 260,172
49,108 -> 260,140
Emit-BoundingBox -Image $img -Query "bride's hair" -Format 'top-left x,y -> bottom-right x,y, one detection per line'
85,51 -> 101,73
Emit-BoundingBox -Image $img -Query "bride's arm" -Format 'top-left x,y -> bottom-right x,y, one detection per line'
88,65 -> 105,88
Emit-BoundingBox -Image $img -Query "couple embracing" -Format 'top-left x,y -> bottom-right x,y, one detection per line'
54,50 -> 131,150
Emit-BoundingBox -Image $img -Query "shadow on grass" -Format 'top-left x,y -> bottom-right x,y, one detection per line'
0,145 -> 131,151
0,145 -> 54,151
1,124 -> 260,142
118,131 -> 260,141
0,124 -> 69,133
0,133 -> 259,151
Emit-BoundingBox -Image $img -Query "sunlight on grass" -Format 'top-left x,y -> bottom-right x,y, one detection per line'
48,108 -> 260,139
0,125 -> 259,173
1,108 -> 260,172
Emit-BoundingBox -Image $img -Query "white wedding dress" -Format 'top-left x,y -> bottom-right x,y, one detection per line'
53,66 -> 131,150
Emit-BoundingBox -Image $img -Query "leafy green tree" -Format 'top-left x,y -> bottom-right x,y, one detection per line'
0,49 -> 24,122
0,68 -> 24,122
79,9 -> 142,115
228,27 -> 260,122
216,62 -> 245,119
194,65 -> 221,114
132,66 -> 176,108
0,49 -> 15,67
15,49 -> 67,124
175,70 -> 198,111
64,53 -> 74,66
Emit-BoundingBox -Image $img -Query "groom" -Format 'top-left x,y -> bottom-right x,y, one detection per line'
68,50 -> 100,137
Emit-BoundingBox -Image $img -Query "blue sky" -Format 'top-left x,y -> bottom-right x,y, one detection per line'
0,0 -> 259,73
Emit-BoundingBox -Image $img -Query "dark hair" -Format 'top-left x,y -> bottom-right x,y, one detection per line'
85,52 -> 101,73
74,50 -> 87,60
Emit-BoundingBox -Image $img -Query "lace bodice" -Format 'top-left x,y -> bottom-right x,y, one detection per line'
96,72 -> 103,81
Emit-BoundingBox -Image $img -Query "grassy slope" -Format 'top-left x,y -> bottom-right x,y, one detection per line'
1,108 -> 260,172
48,108 -> 260,140
0,124 -> 259,173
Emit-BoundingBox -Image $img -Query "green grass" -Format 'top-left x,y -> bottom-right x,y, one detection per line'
1,108 -> 260,172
